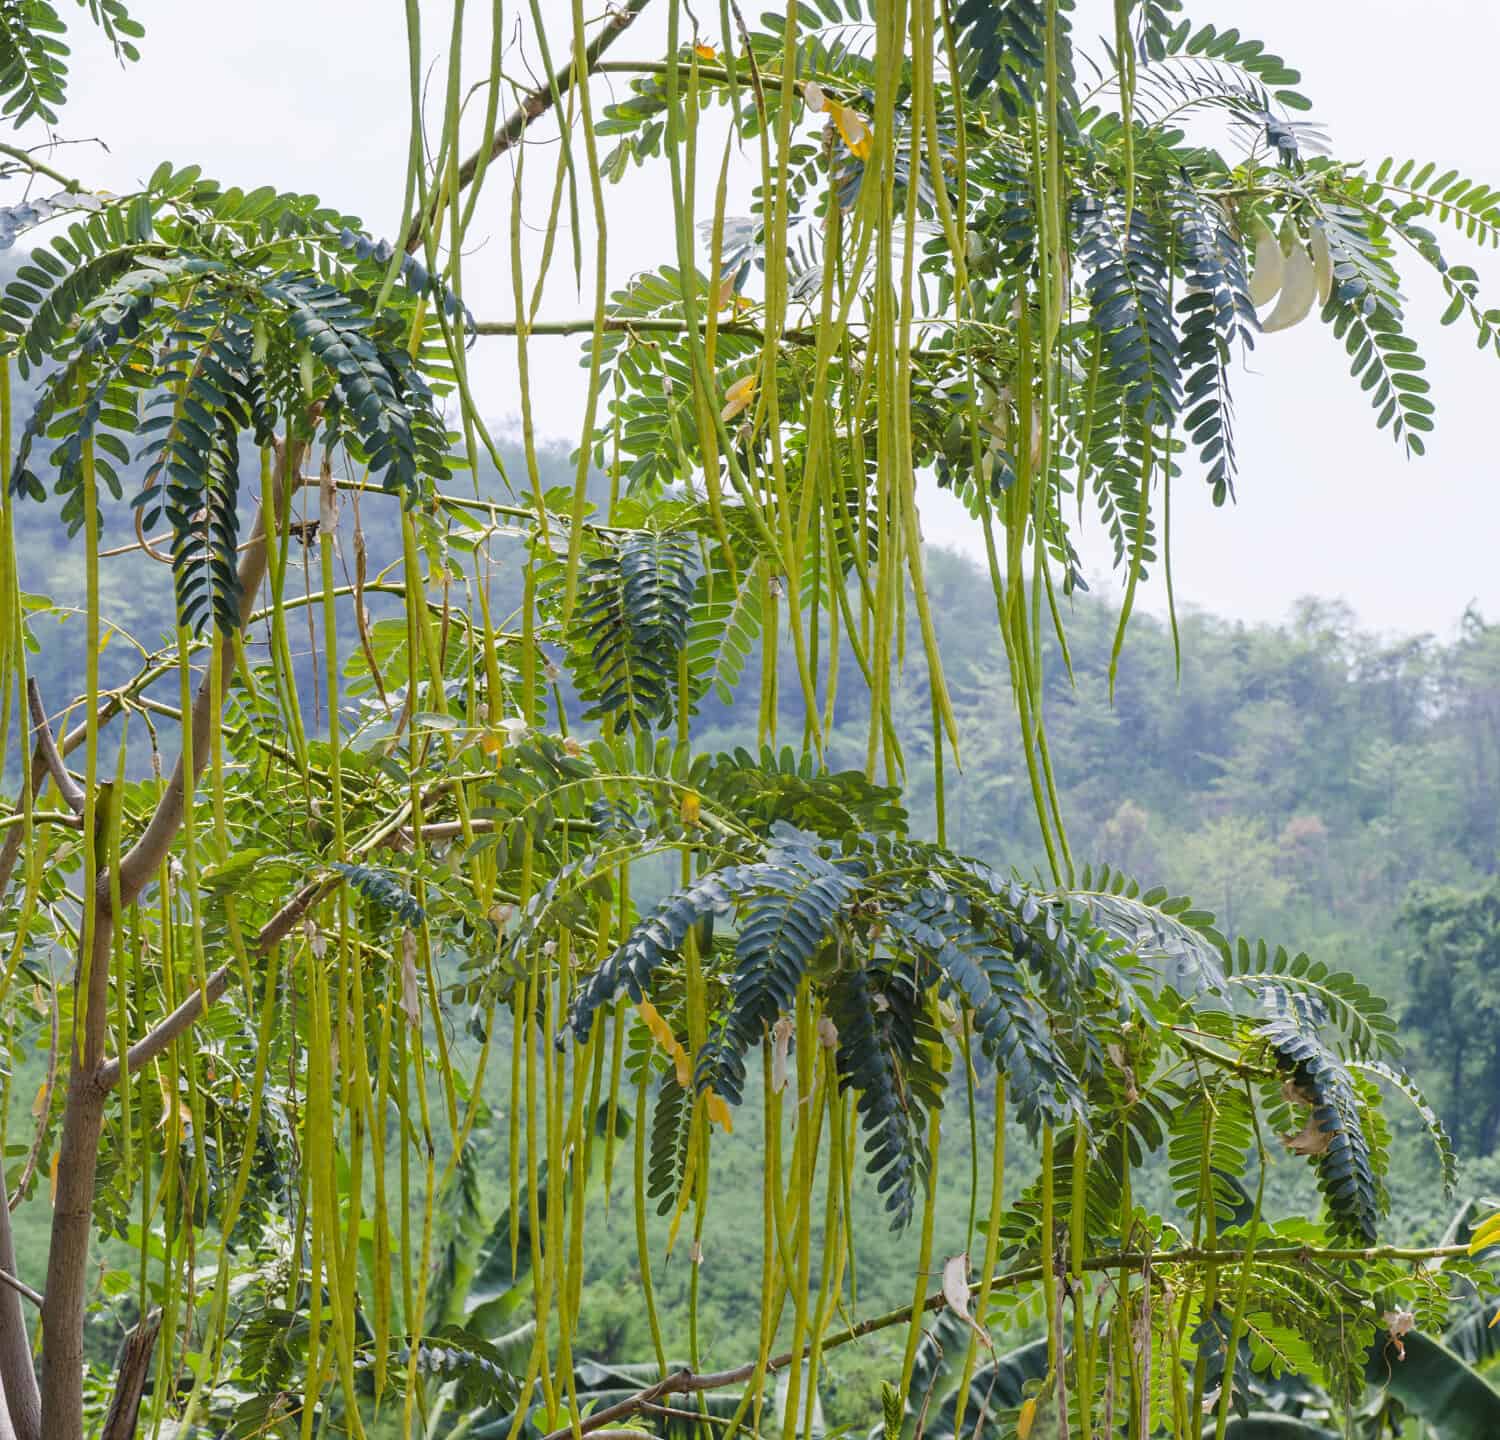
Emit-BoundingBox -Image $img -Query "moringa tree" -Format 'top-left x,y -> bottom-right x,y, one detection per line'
0,3 -> 1498,1439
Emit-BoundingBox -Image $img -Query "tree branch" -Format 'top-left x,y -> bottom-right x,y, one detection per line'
471,316 -> 788,342
25,682 -> 84,817
0,1165 -> 38,1440
0,677 -> 88,900
95,878 -> 330,1091
98,1309 -> 160,1440
403,0 -> 655,253
0,745 -> 43,901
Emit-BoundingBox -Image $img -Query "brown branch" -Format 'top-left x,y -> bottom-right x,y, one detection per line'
0,682 -> 85,906
98,1309 -> 160,1440
25,682 -> 85,817
470,316 -> 790,342
0,735 -> 46,900
0,1165 -> 38,1440
403,0 -> 655,254
95,878 -> 330,1091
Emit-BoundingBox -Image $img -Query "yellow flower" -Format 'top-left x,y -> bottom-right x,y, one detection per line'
832,104 -> 872,160
721,372 -> 757,421
694,42 -> 716,60
680,789 -> 701,825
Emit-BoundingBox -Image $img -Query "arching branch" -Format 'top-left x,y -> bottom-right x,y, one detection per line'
403,0 -> 655,253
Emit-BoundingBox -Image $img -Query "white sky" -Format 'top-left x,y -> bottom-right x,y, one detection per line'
28,0 -> 1500,637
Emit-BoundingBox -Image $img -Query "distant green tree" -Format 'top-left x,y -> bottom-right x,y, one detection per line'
1180,813 -> 1291,939
1402,882 -> 1500,1152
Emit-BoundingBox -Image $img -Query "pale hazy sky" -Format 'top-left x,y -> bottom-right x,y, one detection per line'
26,1 -> 1500,637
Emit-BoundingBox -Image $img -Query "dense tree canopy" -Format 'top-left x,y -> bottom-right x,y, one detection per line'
1,3 -> 1499,1440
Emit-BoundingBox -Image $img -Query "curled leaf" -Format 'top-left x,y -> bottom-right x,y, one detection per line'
770,1014 -> 794,1094
1281,1110 -> 1333,1157
941,1252 -> 992,1348
400,929 -> 422,1028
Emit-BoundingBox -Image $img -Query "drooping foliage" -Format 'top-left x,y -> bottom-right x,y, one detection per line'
0,4 -> 1494,1440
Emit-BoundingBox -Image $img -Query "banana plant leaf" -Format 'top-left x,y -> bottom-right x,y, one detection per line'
1363,1330 -> 1500,1439
1214,1417 -> 1338,1438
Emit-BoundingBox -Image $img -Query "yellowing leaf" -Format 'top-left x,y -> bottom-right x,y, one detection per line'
705,1090 -> 734,1134
638,1000 -> 693,1088
832,104 -> 872,159
721,372 -> 757,422
49,1150 -> 58,1205
1470,1211 -> 1500,1254
680,790 -> 701,825
715,271 -> 739,311
155,1073 -> 193,1132
1016,1397 -> 1038,1440
479,730 -> 503,763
